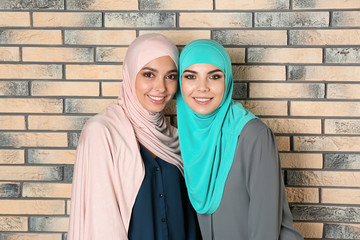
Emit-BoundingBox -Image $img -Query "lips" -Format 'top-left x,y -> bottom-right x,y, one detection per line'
193,97 -> 213,105
148,95 -> 166,104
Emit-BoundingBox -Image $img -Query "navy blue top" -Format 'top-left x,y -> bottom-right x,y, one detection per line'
128,145 -> 201,240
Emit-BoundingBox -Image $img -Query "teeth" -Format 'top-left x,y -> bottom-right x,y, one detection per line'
149,95 -> 165,101
195,98 -> 211,102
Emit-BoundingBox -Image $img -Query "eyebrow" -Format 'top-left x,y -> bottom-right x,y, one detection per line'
141,67 -> 177,74
183,69 -> 223,74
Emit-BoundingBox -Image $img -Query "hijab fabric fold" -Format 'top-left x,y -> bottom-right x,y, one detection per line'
176,39 -> 257,215
68,33 -> 181,240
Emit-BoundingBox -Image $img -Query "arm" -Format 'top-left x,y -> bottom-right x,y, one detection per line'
67,119 -> 128,240
240,120 -> 284,240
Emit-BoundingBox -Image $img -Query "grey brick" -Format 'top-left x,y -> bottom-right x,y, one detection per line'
326,48 -> 360,63
255,12 -> 329,27
325,223 -> 360,239
105,12 -> 175,28
64,165 -> 74,182
69,132 -> 81,147
293,0 -> 317,9
288,66 -> 306,80
326,120 -> 360,134
0,183 -> 20,198
140,0 -> 162,10
291,205 -> 360,222
0,81 -> 28,96
30,216 -> 68,231
0,0 -> 64,9
232,83 -> 247,99
325,154 -> 360,169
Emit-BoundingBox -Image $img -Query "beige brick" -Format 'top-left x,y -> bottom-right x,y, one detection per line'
333,11 -> 360,27
0,116 -> 25,130
325,119 -> 360,135
179,13 -> 251,28
67,65 -> 122,80
294,0 -> 360,9
23,47 -> 94,62
28,149 -> 76,164
32,81 -> 99,96
250,83 -> 324,99
0,166 -> 63,181
33,12 -> 101,27
23,183 -> 72,198
0,200 -> 64,214
29,115 -> 90,130
0,150 -> 24,164
0,12 -> 30,27
96,47 -> 127,62
288,170 -> 360,187
140,0 -> 212,10
294,136 -> 360,152
0,64 -> 62,79
65,30 -> 136,45
263,119 -> 321,134
0,98 -> 62,113
226,48 -> 245,64
240,100 -> 288,116
280,153 -> 323,169
233,66 -> 286,81
0,234 -> 62,240
276,136 -> 290,151
139,30 -> 211,45
290,30 -> 360,45
327,84 -> 360,99
102,82 -> 122,96
294,222 -> 323,238
214,30 -> 287,45
0,47 -> 19,61
68,0 -> 137,10
30,217 -> 69,232
286,187 -> 319,203
216,0 -> 288,10
67,200 -> 71,215
291,101 -> 360,117
0,30 -> 61,45
289,66 -> 360,81
322,188 -> 360,204
65,99 -> 115,113
0,132 -> 67,147
0,216 -> 28,231
248,48 -> 322,63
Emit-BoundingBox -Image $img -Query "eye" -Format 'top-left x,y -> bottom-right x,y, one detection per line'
167,74 -> 178,80
143,72 -> 155,78
210,74 -> 223,80
183,74 -> 196,80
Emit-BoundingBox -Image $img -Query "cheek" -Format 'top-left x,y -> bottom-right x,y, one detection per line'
181,81 -> 194,95
167,81 -> 178,95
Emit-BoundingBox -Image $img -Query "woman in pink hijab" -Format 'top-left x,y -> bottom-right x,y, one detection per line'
68,34 -> 201,240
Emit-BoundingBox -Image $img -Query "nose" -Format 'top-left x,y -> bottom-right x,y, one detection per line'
197,78 -> 209,92
154,77 -> 166,93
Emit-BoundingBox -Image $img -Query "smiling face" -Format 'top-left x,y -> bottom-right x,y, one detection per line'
135,56 -> 178,113
181,63 -> 225,115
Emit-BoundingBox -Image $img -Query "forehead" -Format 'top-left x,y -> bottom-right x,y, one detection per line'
184,63 -> 223,73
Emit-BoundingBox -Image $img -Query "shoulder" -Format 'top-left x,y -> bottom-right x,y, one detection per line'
80,104 -> 132,144
239,118 -> 272,142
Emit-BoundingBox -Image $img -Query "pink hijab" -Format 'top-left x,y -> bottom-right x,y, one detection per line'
68,34 -> 181,240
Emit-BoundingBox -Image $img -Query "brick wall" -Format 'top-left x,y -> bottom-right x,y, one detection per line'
0,0 -> 359,239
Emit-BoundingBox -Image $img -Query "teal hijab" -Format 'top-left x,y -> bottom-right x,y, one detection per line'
176,39 -> 257,214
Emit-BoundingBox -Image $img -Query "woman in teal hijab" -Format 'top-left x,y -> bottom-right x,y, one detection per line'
176,39 -> 304,240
